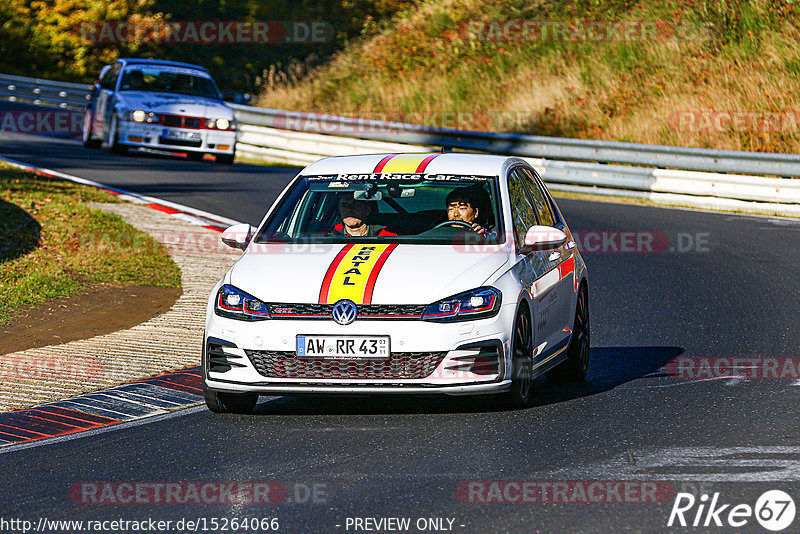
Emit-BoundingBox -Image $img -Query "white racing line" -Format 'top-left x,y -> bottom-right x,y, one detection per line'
0,155 -> 244,231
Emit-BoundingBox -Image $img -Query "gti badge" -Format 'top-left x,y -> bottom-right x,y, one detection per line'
331,299 -> 357,325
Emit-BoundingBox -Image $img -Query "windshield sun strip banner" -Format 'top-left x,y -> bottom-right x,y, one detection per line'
373,154 -> 396,173
372,153 -> 440,173
126,64 -> 212,79
319,244 -> 398,304
305,173 -> 493,182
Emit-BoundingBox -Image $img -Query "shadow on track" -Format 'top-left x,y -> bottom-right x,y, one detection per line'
249,345 -> 683,416
0,199 -> 41,263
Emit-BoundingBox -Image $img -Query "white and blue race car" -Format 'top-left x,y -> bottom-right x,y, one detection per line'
82,58 -> 237,163
203,153 -> 590,412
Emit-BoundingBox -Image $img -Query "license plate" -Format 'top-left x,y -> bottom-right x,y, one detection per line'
162,128 -> 201,141
296,335 -> 389,359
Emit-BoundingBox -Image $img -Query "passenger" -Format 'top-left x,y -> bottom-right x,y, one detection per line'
445,187 -> 497,239
331,195 -> 397,237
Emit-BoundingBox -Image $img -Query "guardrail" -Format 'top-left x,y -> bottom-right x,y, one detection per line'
2,72 -> 800,216
230,104 -> 800,179
0,73 -> 91,109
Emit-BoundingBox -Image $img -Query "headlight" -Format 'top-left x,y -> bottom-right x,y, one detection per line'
207,117 -> 234,130
129,110 -> 156,123
215,285 -> 270,321
422,287 -> 502,323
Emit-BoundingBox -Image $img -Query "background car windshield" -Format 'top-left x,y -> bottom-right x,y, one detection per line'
254,175 -> 502,244
119,66 -> 220,99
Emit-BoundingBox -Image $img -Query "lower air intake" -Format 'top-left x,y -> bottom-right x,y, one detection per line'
244,351 -> 446,380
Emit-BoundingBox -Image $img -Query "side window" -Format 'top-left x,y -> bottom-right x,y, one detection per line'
519,167 -> 556,227
507,169 -> 539,246
101,63 -> 122,90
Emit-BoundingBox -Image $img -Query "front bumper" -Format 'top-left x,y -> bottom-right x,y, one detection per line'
118,121 -> 236,154
203,303 -> 518,396
204,380 -> 512,396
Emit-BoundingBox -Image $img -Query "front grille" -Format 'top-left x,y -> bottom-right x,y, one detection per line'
184,117 -> 203,128
267,303 -> 427,319
245,350 -> 446,379
161,115 -> 203,129
163,115 -> 182,127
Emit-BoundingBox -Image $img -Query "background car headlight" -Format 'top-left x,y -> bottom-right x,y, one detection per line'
131,110 -> 146,122
422,287 -> 501,322
206,117 -> 234,130
215,285 -> 270,321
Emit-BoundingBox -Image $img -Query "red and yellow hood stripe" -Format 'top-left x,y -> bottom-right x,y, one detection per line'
319,244 -> 398,304
373,153 -> 439,173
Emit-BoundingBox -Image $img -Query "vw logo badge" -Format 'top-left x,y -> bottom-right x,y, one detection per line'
331,299 -> 357,325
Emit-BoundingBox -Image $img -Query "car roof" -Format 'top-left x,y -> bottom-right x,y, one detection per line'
118,58 -> 209,72
298,153 -> 526,178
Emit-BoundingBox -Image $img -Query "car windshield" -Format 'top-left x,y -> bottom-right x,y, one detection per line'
254,173 -> 504,244
118,65 -> 220,99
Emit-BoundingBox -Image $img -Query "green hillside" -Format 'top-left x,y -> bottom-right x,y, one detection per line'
258,0 -> 800,153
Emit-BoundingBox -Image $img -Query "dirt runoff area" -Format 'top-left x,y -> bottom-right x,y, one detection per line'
0,285 -> 182,356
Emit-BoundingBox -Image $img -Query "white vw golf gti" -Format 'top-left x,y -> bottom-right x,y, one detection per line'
204,153 -> 589,412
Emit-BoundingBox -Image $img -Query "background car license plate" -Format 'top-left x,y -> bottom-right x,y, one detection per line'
162,128 -> 201,141
296,336 -> 389,359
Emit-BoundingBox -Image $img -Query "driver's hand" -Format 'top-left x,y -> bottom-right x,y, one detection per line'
471,223 -> 487,235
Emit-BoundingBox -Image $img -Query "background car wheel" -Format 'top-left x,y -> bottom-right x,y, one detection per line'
82,110 -> 100,149
108,112 -> 127,154
215,153 -> 235,164
501,307 -> 534,408
546,285 -> 590,383
203,384 -> 258,414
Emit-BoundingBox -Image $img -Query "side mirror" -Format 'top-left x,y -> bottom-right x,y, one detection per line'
523,226 -> 567,251
221,224 -> 252,250
89,82 -> 101,99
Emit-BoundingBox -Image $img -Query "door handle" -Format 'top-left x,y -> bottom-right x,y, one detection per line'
548,252 -> 560,261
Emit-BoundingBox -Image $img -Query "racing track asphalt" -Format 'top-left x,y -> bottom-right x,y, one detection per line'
2,128 -> 800,532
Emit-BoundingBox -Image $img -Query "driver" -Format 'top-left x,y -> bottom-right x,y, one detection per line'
330,195 -> 397,237
445,188 -> 496,238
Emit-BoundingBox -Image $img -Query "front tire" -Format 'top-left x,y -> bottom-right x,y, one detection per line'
501,307 -> 534,408
203,384 -> 258,414
108,112 -> 127,154
82,110 -> 101,148
546,285 -> 590,383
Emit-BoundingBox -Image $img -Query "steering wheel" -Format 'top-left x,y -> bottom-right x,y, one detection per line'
432,220 -> 475,231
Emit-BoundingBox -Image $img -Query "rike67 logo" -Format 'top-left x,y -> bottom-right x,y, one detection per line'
668,490 -> 796,531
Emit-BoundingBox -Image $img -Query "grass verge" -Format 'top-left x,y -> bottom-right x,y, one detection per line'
0,165 -> 181,325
